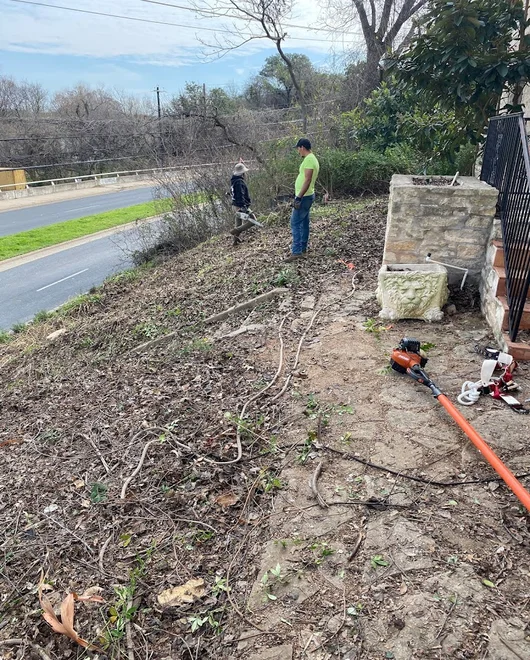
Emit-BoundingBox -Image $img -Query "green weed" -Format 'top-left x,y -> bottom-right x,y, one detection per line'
370,554 -> 389,569
133,322 -> 165,340
36,428 -> 61,444
11,322 -> 26,334
273,267 -> 299,287
101,544 -> 156,651
297,430 -> 317,464
90,482 -> 108,504
105,269 -> 141,285
33,309 -> 52,323
0,330 -> 12,344
180,337 -> 213,354
59,293 -> 103,315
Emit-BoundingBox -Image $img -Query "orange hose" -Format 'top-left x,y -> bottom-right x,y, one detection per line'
437,394 -> 530,512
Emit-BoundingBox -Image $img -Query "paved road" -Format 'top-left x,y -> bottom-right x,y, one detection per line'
0,229 -> 140,330
0,186 -> 163,237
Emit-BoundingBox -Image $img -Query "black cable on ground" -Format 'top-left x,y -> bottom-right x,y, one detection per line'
323,446 -> 530,488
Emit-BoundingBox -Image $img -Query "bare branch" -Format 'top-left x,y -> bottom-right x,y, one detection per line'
193,0 -> 308,128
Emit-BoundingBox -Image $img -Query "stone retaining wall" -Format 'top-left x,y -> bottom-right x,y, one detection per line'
383,175 -> 498,284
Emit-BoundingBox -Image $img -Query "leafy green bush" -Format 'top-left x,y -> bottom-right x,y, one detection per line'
331,78 -> 478,175
318,147 -> 419,195
250,140 -> 420,201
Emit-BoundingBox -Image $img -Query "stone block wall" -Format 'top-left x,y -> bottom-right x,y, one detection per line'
480,219 -> 508,351
383,175 -> 499,284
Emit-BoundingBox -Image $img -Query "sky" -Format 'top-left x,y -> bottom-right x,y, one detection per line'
0,0 -> 365,101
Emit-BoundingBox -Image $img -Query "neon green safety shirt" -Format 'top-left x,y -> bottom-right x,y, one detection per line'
295,153 -> 320,197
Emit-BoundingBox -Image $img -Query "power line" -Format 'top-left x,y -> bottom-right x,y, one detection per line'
140,0 -> 363,36
9,0 -> 364,44
10,0 -> 221,32
0,116 -> 161,124
20,155 -> 148,170
0,133 -> 156,142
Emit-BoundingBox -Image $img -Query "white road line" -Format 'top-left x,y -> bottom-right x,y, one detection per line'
37,268 -> 89,292
68,204 -> 101,212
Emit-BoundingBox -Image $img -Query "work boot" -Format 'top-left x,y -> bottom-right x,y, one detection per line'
230,220 -> 254,237
232,235 -> 242,246
283,253 -> 304,263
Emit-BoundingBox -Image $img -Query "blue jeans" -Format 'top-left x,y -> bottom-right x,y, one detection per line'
290,194 -> 315,255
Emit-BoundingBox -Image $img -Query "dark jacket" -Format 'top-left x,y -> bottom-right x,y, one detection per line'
231,174 -> 251,210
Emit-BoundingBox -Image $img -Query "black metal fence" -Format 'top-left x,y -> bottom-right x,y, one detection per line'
480,113 -> 530,342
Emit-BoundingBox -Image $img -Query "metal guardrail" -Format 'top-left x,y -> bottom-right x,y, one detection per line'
480,113 -> 530,343
0,162 -> 241,192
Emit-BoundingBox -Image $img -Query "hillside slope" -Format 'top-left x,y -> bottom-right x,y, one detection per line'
0,198 -> 529,660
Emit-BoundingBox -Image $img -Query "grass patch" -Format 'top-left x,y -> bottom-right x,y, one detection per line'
0,199 -> 173,261
311,199 -> 370,220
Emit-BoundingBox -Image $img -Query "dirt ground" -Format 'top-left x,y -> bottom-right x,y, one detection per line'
0,197 -> 528,660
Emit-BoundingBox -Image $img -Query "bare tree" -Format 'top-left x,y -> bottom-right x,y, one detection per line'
327,0 -> 429,99
194,0 -> 309,129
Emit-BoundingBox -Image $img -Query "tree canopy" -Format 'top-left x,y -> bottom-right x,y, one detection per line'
394,0 -> 530,135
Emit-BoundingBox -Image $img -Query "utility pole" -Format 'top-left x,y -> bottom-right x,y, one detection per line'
155,86 -> 162,121
154,86 -> 164,166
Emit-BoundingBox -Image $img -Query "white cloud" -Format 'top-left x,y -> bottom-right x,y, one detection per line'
0,0 -> 361,63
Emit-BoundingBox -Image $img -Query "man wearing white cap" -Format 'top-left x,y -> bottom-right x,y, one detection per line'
230,161 -> 253,246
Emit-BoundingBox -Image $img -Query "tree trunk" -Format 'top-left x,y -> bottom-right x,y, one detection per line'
360,41 -> 385,99
276,40 -> 309,131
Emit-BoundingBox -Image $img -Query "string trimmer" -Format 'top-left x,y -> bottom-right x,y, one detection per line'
390,338 -> 530,512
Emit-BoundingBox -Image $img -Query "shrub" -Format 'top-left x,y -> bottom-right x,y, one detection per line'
132,166 -> 235,264
318,147 -> 419,196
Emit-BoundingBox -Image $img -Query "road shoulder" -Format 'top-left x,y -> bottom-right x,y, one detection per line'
0,215 -> 162,273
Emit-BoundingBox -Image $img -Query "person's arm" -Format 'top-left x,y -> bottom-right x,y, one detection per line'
233,179 -> 246,209
294,169 -> 314,207
242,182 -> 251,208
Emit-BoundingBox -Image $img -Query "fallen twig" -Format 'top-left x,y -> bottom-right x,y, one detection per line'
218,323 -> 265,339
225,516 -> 278,635
0,640 -> 53,660
121,429 -> 165,499
43,514 -> 94,555
322,445 -> 530,487
316,412 -> 323,442
436,595 -> 458,639
273,306 -> 321,401
348,529 -> 365,562
498,635 -> 527,660
310,461 -> 328,509
204,288 -> 289,324
0,640 -> 24,647
131,331 -> 178,354
83,433 -> 111,474
206,313 -> 289,465
99,534 -> 112,574
126,599 -> 135,660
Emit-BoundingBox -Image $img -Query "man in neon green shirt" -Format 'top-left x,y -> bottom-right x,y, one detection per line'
285,138 -> 320,262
